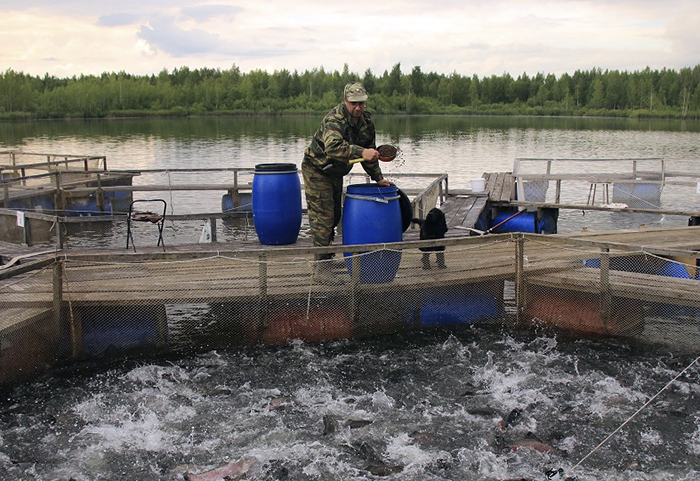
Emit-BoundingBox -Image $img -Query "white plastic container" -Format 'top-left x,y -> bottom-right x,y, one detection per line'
471,178 -> 486,193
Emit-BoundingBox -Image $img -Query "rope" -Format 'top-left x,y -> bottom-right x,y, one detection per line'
60,255 -> 78,357
553,353 -> 700,479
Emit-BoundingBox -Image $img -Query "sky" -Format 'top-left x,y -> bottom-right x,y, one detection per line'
1,0 -> 699,79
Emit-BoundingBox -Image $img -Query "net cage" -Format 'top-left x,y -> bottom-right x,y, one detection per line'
2,234 -> 700,386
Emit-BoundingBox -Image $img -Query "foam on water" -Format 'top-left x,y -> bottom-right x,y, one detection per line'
1,326 -> 699,480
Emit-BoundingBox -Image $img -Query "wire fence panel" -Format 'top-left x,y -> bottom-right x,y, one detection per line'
3,236 -> 700,386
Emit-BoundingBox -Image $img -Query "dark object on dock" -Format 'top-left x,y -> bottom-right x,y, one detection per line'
412,207 -> 448,269
397,187 -> 413,232
126,199 -> 166,252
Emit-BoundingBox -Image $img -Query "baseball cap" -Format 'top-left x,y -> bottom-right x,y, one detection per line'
344,82 -> 368,102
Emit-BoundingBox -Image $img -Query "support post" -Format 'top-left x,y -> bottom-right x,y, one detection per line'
233,171 -> 239,208
210,217 -> 217,242
56,217 -> 64,250
54,173 -> 66,214
257,254 -> 268,343
349,254 -> 361,322
96,173 -> 105,213
52,260 -> 66,354
515,236 -> 525,324
599,247 -> 612,330
22,216 -> 31,246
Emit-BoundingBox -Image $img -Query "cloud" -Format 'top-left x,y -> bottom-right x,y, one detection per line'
138,16 -> 226,57
98,13 -> 140,27
181,4 -> 243,22
136,11 -> 297,60
1,0 -> 699,78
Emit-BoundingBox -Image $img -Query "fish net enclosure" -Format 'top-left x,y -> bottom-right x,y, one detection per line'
2,234 -> 700,387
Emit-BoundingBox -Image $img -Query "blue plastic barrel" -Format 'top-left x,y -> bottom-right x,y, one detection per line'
491,211 -> 537,233
342,183 -> 403,283
491,211 -> 557,234
417,287 -> 501,327
252,163 -> 302,245
537,213 -> 557,234
65,194 -> 112,216
222,192 -> 252,213
658,260 -> 693,279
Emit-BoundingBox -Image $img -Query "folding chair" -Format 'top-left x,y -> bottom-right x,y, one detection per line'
126,199 -> 166,251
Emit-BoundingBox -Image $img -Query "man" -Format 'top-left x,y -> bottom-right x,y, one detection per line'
302,81 -> 391,284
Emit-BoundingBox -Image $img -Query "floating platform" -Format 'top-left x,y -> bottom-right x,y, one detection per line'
5,157 -> 700,386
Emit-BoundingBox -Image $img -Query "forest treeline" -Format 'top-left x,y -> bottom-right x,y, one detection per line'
1,63 -> 700,120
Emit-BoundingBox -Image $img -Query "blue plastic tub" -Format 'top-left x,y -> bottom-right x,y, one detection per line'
417,287 -> 501,327
491,211 -> 557,234
222,192 -> 253,213
342,183 -> 403,283
252,163 -> 302,245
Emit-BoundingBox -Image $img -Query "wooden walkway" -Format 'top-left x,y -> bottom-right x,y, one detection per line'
526,266 -> 700,307
1,238 -> 552,308
440,195 -> 488,234
4,167 -> 700,345
4,225 -> 700,310
436,171 -> 513,234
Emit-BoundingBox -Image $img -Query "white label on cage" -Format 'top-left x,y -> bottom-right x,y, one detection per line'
16,211 -> 25,227
697,181 -> 700,194
199,219 -> 212,243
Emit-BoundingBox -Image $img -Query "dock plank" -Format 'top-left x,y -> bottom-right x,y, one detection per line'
526,267 -> 700,307
439,193 -> 489,234
441,196 -> 478,228
484,172 -> 514,203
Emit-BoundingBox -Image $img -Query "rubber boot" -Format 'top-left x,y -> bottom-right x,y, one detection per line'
421,253 -> 431,270
436,252 -> 447,269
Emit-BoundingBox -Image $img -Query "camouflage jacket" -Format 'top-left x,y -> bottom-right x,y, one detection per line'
302,102 -> 384,181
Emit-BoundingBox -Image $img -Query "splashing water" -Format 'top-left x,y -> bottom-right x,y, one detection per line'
1,325 -> 699,480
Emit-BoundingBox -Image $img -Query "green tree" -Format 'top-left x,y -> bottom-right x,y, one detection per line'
605,70 -> 625,110
410,66 -> 424,97
589,76 -> 605,109
386,63 -> 403,96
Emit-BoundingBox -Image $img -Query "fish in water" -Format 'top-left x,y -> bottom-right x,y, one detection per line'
502,407 -> 523,428
267,396 -> 293,411
358,441 -> 404,476
509,433 -> 567,456
323,414 -> 373,435
184,455 -> 258,481
412,208 -> 448,269
322,414 -> 338,435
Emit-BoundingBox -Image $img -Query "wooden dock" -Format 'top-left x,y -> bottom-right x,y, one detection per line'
2,232 -> 700,385
5,165 -> 700,386
3,224 -> 700,314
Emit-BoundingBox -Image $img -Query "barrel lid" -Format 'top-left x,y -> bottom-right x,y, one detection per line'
346,183 -> 397,195
255,163 -> 297,172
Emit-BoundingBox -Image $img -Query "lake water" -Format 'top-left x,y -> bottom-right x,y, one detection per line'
5,115 -> 700,243
2,116 -> 700,480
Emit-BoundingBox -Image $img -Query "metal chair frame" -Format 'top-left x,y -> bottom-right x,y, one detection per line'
126,199 -> 167,251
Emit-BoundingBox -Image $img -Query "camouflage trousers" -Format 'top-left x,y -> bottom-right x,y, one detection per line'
302,161 -> 343,248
